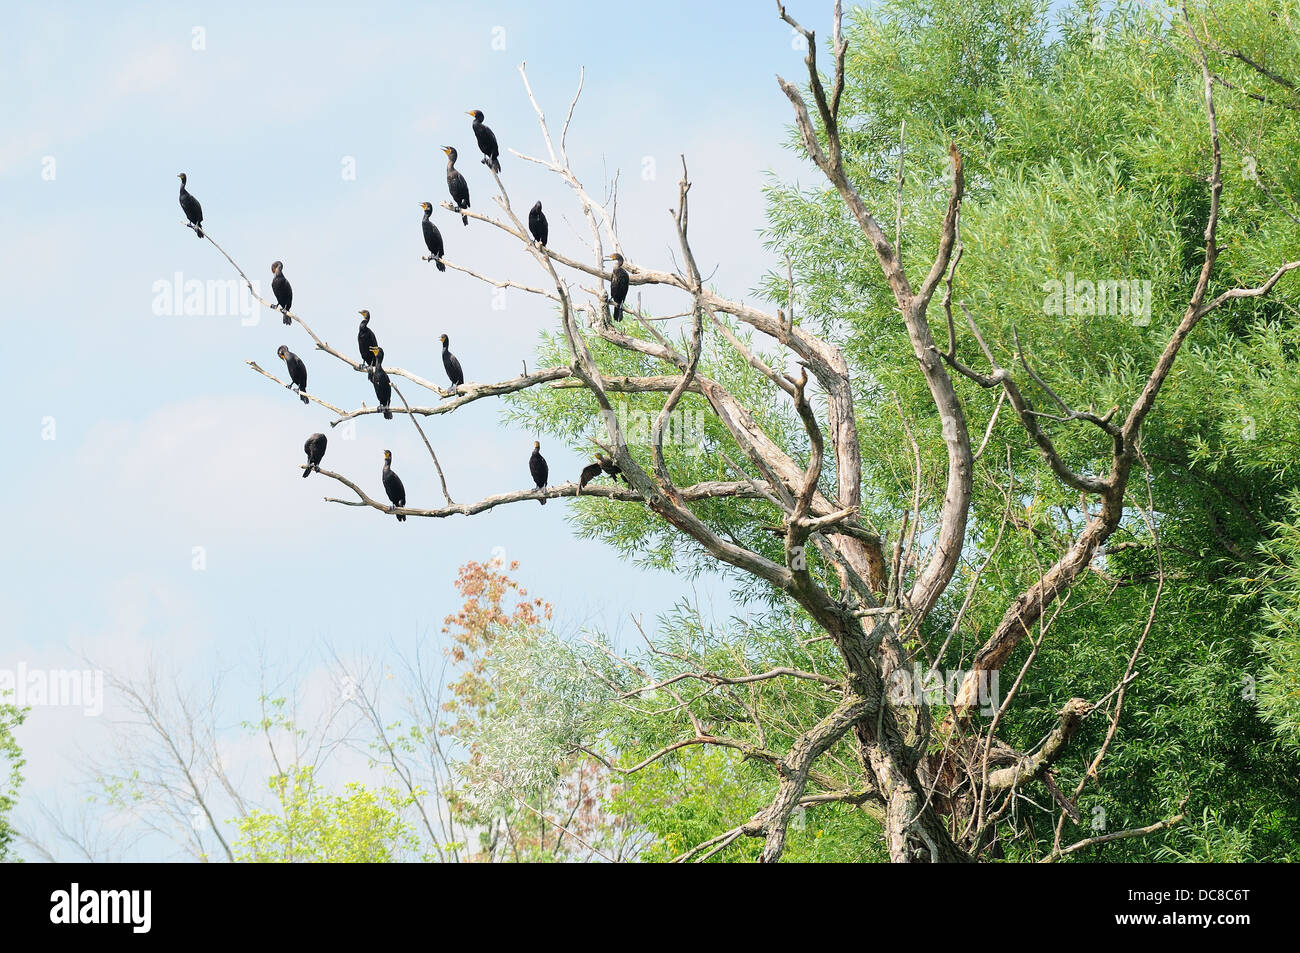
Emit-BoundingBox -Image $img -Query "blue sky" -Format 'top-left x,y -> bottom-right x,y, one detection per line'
1,1 -> 839,856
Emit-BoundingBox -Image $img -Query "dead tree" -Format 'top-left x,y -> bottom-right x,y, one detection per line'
183,3 -> 1299,861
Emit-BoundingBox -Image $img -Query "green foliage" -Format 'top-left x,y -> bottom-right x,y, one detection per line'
479,597 -> 892,861
1245,496 -> 1300,750
0,700 -> 25,862
232,767 -> 420,863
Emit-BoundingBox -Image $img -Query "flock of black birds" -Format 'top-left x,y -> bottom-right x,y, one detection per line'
177,108 -> 630,522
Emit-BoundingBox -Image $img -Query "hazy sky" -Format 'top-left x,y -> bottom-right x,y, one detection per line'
1,0 -> 842,856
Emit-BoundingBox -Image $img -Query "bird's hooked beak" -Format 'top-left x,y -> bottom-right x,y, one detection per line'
370,346 -> 380,356
466,110 -> 476,117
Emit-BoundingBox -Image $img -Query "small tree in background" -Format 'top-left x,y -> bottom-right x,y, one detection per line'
0,701 -> 25,862
439,558 -> 641,862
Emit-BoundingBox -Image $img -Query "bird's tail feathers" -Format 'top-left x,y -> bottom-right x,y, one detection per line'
435,259 -> 446,272
300,394 -> 309,405
383,407 -> 393,420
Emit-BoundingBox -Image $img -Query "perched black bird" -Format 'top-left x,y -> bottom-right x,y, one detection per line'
468,109 -> 501,173
596,451 -> 625,483
382,450 -> 406,521
528,201 -> 548,247
277,345 -> 309,404
368,345 -> 393,420
578,459 -> 603,494
177,173 -> 203,238
529,441 -> 549,505
443,147 -> 470,225
440,334 -> 464,393
606,253 -> 629,322
271,261 -> 293,324
303,433 -> 327,477
357,310 -> 379,370
419,202 -> 445,271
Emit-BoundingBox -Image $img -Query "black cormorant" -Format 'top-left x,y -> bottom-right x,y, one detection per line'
606,253 -> 629,322
419,202 -> 446,271
277,345 -> 309,403
369,345 -> 393,419
578,459 -> 602,494
177,173 -> 203,238
271,261 -> 293,324
358,310 -> 379,370
443,147 -> 470,225
529,201 -> 548,247
440,334 -> 464,393
303,433 -> 327,477
468,110 -> 501,173
596,451 -> 626,483
382,450 -> 406,521
529,441 -> 549,505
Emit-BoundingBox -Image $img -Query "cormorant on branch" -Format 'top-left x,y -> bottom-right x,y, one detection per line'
529,201 -> 548,247
382,450 -> 406,521
578,459 -> 602,494
271,261 -> 293,324
420,202 -> 445,271
177,173 -> 203,238
443,147 -> 470,225
529,441 -> 549,505
277,345 -> 309,404
358,310 -> 379,370
468,109 -> 501,173
369,345 -> 393,419
303,433 -> 327,477
596,452 -> 625,483
440,334 -> 464,394
606,253 -> 629,321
